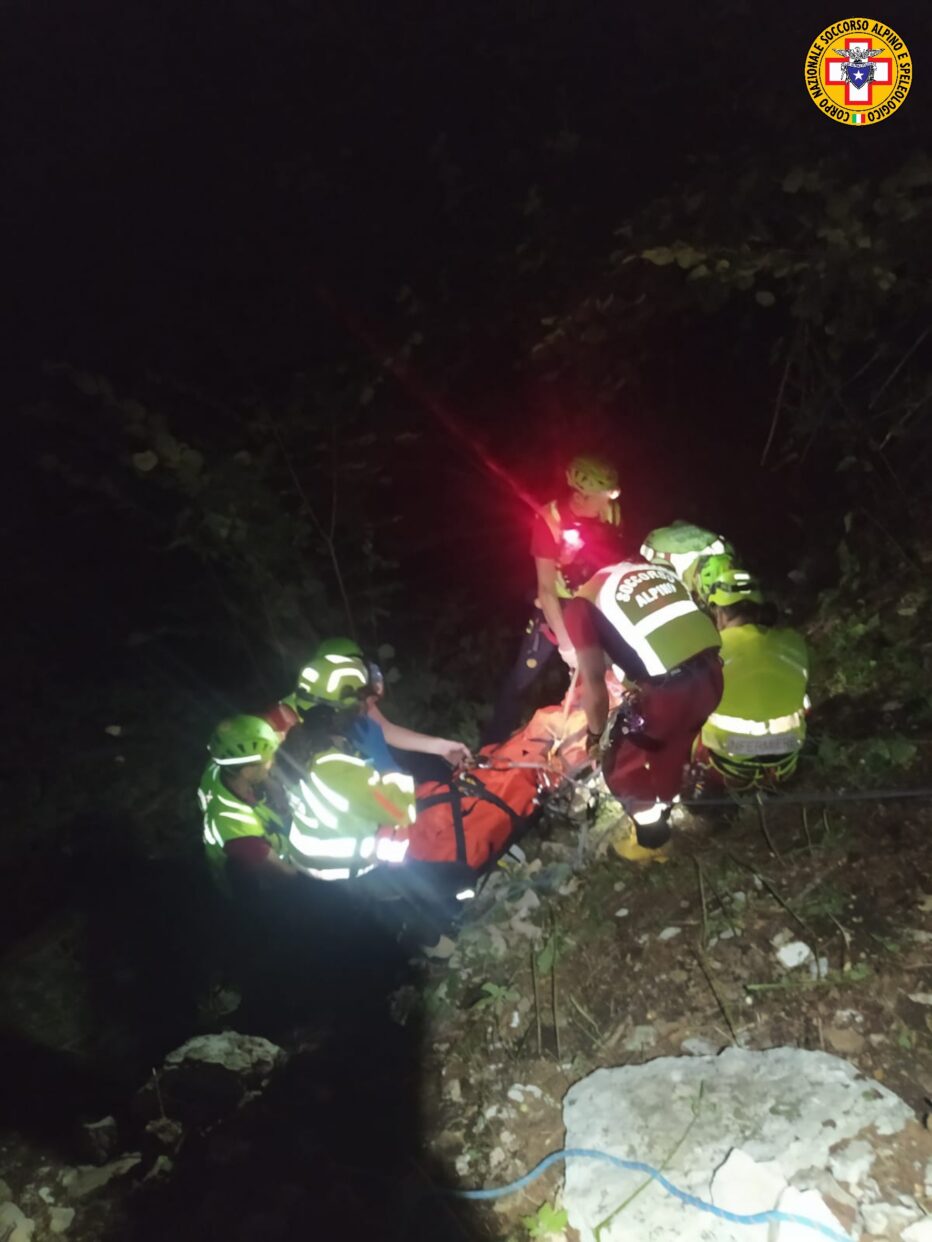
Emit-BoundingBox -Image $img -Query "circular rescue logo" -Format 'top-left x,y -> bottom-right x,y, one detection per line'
805,19 -> 912,126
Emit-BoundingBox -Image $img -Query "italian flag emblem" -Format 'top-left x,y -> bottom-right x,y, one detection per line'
850,112 -> 865,125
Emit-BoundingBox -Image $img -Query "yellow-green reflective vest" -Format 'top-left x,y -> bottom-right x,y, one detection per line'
596,562 -> 721,677
701,625 -> 809,758
285,749 -> 413,881
197,763 -> 286,890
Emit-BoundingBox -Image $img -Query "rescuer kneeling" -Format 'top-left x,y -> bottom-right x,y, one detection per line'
691,565 -> 810,793
198,715 -> 298,896
564,559 -> 723,860
276,654 -> 463,952
484,454 -> 625,744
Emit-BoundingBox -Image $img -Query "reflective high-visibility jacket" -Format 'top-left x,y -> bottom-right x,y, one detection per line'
285,748 -> 414,881
590,562 -> 721,677
198,763 -> 286,888
701,625 -> 809,759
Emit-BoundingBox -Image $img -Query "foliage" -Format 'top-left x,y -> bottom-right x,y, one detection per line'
802,510 -> 932,785
520,150 -> 932,493
472,980 -> 521,1013
521,1202 -> 568,1239
37,364 -> 413,685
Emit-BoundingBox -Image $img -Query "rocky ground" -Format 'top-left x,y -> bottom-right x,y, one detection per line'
3,789 -> 932,1241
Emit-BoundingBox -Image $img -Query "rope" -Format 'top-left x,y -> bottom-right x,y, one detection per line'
474,752 -> 932,810
681,786 -> 932,809
448,1147 -> 853,1241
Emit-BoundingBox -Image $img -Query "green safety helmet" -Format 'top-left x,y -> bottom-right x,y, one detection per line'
705,567 -> 764,608
208,715 -> 280,767
641,522 -> 735,583
566,455 -> 620,497
695,553 -> 737,603
295,652 -> 370,712
313,636 -> 386,699
314,636 -> 364,660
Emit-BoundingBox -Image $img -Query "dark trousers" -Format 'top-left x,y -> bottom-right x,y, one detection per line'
483,608 -> 559,744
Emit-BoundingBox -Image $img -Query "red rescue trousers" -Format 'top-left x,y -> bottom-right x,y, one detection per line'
564,596 -> 723,813
605,651 -> 723,811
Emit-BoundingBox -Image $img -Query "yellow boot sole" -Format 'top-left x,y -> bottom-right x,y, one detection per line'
611,821 -> 671,864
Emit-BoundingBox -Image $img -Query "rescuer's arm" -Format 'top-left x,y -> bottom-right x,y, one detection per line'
535,556 -> 574,655
224,836 -> 298,881
564,597 -> 609,736
368,703 -> 472,767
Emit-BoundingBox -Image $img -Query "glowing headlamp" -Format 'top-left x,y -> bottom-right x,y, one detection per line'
563,528 -> 583,549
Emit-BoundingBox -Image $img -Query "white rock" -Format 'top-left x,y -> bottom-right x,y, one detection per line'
48,1207 -> 75,1234
622,1025 -> 656,1053
62,1155 -> 141,1199
454,1154 -> 471,1177
614,908 -> 629,918
37,1189 -> 55,1205
681,1037 -> 720,1057
489,1147 -> 506,1170
658,926 -> 681,941
830,1139 -> 879,1188
903,1219 -> 932,1241
908,993 -> 932,1006
777,941 -> 813,969
562,1047 -> 912,1242
775,1186 -> 844,1241
506,1086 -> 524,1104
710,1147 -> 785,1216
446,1078 -> 462,1103
862,1202 -> 922,1235
0,1203 -> 34,1242
164,1031 -> 283,1076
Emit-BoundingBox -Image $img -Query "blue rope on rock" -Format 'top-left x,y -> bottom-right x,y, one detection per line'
451,1147 -> 854,1242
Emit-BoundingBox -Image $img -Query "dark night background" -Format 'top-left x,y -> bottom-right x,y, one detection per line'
1,1 -> 930,1237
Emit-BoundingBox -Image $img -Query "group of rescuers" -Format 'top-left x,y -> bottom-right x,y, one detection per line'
199,454 -> 810,948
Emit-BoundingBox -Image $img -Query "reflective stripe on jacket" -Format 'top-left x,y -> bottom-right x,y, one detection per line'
285,749 -> 412,880
701,624 -> 809,759
197,763 -> 286,871
594,562 -> 721,677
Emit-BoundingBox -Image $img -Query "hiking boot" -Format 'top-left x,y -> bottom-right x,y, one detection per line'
610,816 -> 671,864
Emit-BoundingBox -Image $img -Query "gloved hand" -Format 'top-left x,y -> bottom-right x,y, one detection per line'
559,646 -> 578,672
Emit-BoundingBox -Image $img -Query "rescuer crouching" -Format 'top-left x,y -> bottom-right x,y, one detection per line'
564,557 -> 724,861
690,565 -> 810,794
274,651 -> 467,953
